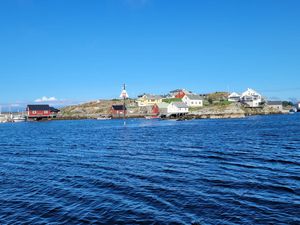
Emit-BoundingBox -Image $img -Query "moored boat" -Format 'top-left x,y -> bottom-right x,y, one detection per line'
0,116 -> 9,123
96,117 -> 112,120
145,116 -> 160,120
289,108 -> 297,114
13,115 -> 26,122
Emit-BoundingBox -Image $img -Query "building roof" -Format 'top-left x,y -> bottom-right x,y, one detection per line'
112,105 -> 127,110
170,89 -> 183,93
50,107 -> 60,113
228,92 -> 241,98
170,89 -> 192,94
27,105 -> 50,111
268,101 -> 282,106
185,94 -> 203,100
172,102 -> 188,108
241,88 -> 261,97
139,94 -> 162,100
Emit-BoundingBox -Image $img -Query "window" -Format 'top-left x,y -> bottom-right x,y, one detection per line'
32,111 -> 36,114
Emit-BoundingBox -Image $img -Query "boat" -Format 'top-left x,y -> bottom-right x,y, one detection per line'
289,108 -> 297,114
0,119 -> 8,123
0,115 -> 8,123
13,115 -> 26,122
0,106 -> 6,123
96,116 -> 111,120
0,107 -> 9,123
145,116 -> 160,120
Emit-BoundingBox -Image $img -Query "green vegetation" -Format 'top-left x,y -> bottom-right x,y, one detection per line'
207,92 -> 230,104
203,100 -> 211,107
282,101 -> 294,107
213,100 -> 232,106
189,107 -> 204,112
162,98 -> 182,103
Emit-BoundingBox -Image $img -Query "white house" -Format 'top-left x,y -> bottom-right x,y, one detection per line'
167,102 -> 189,115
240,88 -> 263,107
228,92 -> 241,102
182,94 -> 203,107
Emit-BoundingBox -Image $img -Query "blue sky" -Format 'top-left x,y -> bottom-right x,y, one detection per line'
0,0 -> 300,106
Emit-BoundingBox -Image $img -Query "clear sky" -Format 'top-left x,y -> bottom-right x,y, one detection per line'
0,0 -> 300,105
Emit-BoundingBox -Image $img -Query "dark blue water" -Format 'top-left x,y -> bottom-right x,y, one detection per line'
0,114 -> 299,224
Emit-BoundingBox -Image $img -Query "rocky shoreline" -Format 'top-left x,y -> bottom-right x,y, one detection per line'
56,101 -> 291,121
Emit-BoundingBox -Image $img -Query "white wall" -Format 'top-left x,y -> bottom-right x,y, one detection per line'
182,96 -> 203,107
167,104 -> 189,114
241,90 -> 263,107
245,99 -> 261,107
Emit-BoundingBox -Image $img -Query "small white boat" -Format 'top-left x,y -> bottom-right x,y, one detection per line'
289,108 -> 297,114
96,117 -> 112,120
0,115 -> 8,123
13,115 -> 26,122
145,116 -> 160,120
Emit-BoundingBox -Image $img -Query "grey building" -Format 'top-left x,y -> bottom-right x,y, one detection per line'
267,101 -> 283,111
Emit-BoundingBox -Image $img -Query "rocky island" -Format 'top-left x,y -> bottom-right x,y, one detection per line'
57,89 -> 293,120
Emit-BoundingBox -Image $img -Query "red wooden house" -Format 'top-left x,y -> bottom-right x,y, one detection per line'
111,105 -> 127,117
27,105 -> 60,120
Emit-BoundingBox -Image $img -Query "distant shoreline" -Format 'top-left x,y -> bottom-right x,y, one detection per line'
57,99 -> 292,121
52,110 -> 291,122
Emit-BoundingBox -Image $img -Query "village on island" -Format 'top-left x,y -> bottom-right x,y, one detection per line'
0,87 -> 299,123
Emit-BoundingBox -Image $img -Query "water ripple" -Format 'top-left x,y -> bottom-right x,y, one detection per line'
0,115 -> 300,224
